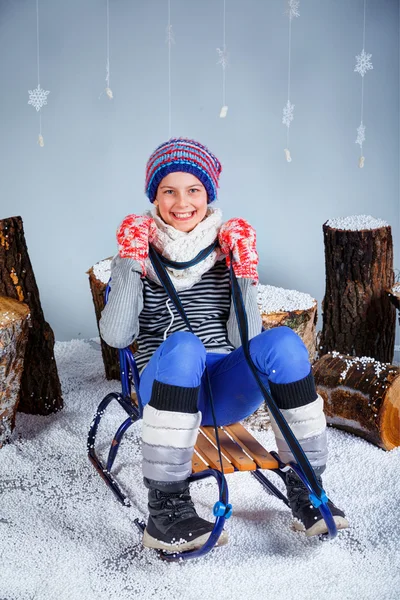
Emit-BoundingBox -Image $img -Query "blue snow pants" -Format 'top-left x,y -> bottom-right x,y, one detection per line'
138,327 -> 311,426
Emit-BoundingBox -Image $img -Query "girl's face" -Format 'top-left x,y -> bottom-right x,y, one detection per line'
154,172 -> 208,232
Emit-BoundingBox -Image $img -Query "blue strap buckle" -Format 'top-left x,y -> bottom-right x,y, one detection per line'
213,501 -> 233,519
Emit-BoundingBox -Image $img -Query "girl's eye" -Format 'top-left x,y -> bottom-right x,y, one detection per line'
164,190 -> 173,194
190,188 -> 200,193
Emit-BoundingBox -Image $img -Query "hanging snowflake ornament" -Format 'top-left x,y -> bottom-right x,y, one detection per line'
354,49 -> 373,77
287,0 -> 300,19
166,23 -> 175,46
282,100 -> 294,127
216,46 -> 229,70
28,84 -> 50,112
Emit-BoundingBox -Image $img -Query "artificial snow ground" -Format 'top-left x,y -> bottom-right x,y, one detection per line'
1,339 -> 399,600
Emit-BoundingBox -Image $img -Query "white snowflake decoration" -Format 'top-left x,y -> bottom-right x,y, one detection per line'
287,0 -> 300,19
28,84 -> 50,112
165,24 -> 175,45
356,122 -> 366,147
354,49 -> 373,77
216,47 -> 229,69
282,100 -> 295,127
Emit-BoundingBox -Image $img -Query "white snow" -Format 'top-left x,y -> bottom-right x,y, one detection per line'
0,338 -> 399,600
393,284 -> 400,294
325,215 -> 389,231
257,284 -> 315,313
93,258 -> 112,284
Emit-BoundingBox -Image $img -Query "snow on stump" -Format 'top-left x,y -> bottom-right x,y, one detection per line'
0,216 -> 63,415
319,215 -> 396,364
0,296 -> 30,447
313,352 -> 400,450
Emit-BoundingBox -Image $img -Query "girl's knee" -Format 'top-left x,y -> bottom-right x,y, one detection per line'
160,332 -> 206,382
253,326 -> 310,383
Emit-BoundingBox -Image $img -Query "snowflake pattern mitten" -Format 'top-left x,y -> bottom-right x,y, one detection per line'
218,218 -> 259,282
116,214 -> 157,276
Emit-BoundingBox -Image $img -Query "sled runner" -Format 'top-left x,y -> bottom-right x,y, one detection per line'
88,243 -> 337,562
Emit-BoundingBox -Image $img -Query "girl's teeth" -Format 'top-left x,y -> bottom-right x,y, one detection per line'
173,212 -> 194,219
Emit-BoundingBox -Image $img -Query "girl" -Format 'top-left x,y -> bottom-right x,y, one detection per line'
99,138 -> 348,553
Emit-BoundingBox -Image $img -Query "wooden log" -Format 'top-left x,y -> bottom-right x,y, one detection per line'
312,351 -> 400,450
319,216 -> 396,363
0,296 -> 30,447
0,216 -> 63,414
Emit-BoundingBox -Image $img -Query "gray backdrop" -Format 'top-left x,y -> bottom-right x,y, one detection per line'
1,0 -> 399,353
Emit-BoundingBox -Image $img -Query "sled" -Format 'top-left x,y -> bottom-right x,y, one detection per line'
87,243 -> 337,562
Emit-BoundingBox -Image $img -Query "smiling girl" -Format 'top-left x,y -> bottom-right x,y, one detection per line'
99,138 -> 348,553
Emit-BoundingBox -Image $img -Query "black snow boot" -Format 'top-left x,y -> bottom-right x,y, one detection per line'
285,470 -> 349,537
142,478 -> 228,552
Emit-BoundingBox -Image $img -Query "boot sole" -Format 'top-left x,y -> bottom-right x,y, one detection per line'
142,528 -> 228,553
293,515 -> 349,537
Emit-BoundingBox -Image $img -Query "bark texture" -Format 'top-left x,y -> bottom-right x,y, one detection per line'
313,352 -> 400,450
0,297 -> 31,446
0,216 -> 63,414
260,301 -> 318,363
320,223 -> 396,363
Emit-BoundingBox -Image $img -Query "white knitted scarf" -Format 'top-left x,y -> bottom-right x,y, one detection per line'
144,206 -> 224,291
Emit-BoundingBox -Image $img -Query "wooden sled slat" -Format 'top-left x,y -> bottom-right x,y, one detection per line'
201,426 -> 256,471
224,422 -> 279,470
191,450 -> 209,473
194,430 -> 235,474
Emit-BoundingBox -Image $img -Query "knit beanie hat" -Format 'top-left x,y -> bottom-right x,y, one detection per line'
145,137 -> 222,203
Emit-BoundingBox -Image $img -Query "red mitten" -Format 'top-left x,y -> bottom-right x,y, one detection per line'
218,218 -> 259,282
116,214 -> 157,276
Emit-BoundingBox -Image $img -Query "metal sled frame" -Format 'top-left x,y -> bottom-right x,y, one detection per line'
88,346 -> 333,562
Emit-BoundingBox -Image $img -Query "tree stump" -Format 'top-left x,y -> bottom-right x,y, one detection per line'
257,284 -> 318,362
87,258 -> 120,380
246,284 -> 318,430
0,297 -> 31,447
320,216 -> 396,363
0,217 -> 63,414
313,351 -> 400,450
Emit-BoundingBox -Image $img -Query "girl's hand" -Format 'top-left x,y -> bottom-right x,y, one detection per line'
116,214 -> 157,276
218,218 -> 259,282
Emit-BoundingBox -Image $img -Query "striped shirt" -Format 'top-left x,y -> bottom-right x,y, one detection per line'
135,259 -> 235,372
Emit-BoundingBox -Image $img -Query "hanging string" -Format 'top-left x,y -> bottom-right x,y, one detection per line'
217,0 -> 228,118
99,0 -> 113,99
354,0 -> 373,168
282,1 -> 299,163
166,0 -> 175,137
28,0 -> 49,147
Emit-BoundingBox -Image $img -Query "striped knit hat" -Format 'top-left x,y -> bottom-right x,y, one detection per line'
145,137 -> 222,203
